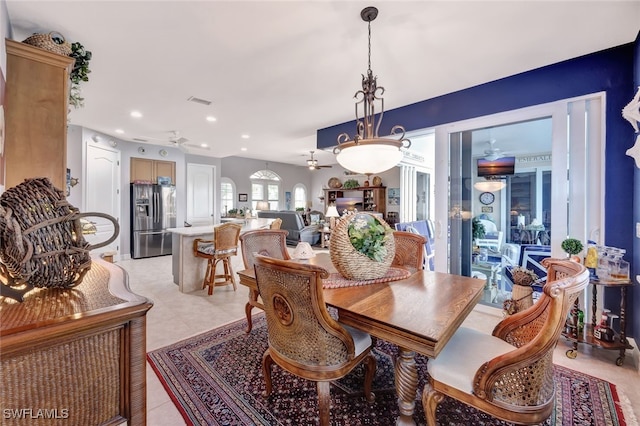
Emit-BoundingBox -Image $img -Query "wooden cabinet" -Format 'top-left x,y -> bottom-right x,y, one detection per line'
130,157 -> 176,184
0,259 -> 153,425
155,160 -> 176,183
324,187 -> 387,219
4,40 -> 74,190
363,187 -> 386,215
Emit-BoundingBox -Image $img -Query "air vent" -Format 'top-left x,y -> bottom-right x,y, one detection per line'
133,138 -> 148,142
187,96 -> 212,106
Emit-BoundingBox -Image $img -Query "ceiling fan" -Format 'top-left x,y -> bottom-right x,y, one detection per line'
306,151 -> 332,170
482,139 -> 511,161
168,130 -> 189,146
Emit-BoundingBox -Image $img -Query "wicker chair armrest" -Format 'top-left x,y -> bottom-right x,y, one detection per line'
472,341 -> 555,401
193,238 -> 214,253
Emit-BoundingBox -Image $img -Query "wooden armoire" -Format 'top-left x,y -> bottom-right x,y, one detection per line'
4,39 -> 74,190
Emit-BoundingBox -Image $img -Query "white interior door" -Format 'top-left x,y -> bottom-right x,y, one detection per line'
85,143 -> 121,255
187,163 -> 215,226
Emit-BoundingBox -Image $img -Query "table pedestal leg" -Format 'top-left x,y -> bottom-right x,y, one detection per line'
394,347 -> 418,426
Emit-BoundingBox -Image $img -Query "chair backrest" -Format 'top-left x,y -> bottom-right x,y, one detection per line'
482,259 -> 589,411
395,220 -> 435,270
479,219 -> 498,234
392,231 -> 427,274
239,229 -> 290,269
214,222 -> 242,253
476,231 -> 503,252
270,218 -> 283,229
253,256 -> 355,374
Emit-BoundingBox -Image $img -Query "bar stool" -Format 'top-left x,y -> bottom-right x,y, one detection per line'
193,222 -> 242,295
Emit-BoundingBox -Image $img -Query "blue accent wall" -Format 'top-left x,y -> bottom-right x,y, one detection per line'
318,42 -> 638,339
632,31 -> 640,344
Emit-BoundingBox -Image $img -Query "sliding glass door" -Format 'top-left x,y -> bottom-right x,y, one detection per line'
435,94 -> 604,309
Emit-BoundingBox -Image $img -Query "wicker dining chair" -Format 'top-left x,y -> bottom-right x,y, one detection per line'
269,218 -> 283,229
254,256 -> 377,426
238,229 -> 290,332
193,222 -> 242,295
392,231 -> 427,274
422,258 -> 589,425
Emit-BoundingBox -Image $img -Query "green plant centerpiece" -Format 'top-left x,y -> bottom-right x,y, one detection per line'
348,214 -> 390,262
69,41 -> 92,108
342,179 -> 360,189
329,212 -> 395,280
561,238 -> 584,258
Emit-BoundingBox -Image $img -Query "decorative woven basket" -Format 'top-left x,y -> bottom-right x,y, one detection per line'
329,212 -> 395,280
22,32 -> 72,56
0,178 -> 119,301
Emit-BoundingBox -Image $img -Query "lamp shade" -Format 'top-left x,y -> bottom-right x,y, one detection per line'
325,205 -> 340,218
336,143 -> 403,175
293,242 -> 315,260
474,180 -> 506,192
256,201 -> 270,211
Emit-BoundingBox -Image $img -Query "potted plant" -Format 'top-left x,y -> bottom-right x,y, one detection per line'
342,179 -> 360,189
561,238 -> 584,262
329,212 -> 395,280
69,41 -> 92,108
472,217 -> 486,245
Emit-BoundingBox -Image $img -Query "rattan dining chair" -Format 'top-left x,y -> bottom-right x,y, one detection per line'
422,258 -> 589,425
392,231 -> 427,274
269,217 -> 283,229
254,256 -> 377,426
193,222 -> 242,295
238,229 -> 290,332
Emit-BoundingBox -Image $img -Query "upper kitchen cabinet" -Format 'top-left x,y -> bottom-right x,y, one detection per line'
4,39 -> 74,190
130,157 -> 176,184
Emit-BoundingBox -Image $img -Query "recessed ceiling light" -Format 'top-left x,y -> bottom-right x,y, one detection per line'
241,147 -> 247,151
130,110 -> 142,118
201,143 -> 208,148
206,116 -> 217,122
241,134 -> 250,139
115,129 -> 125,134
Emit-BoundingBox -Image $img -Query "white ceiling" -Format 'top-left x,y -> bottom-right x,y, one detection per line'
6,1 -> 639,167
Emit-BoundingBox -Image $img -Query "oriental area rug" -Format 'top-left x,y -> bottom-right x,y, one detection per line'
148,315 -> 628,426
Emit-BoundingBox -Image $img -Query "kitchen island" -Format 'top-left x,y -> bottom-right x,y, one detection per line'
168,218 -> 273,293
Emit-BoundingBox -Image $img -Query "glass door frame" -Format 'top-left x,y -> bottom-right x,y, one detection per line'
433,94 -> 605,275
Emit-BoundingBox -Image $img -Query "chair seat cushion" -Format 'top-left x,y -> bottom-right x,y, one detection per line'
341,323 -> 372,356
197,243 -> 237,256
428,327 -> 514,393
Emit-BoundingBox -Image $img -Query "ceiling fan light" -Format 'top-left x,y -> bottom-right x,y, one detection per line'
336,143 -> 403,175
474,180 -> 506,192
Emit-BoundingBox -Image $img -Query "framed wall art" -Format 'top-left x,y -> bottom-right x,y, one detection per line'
238,193 -> 248,202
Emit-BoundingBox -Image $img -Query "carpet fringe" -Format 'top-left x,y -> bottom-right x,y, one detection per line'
617,389 -> 639,426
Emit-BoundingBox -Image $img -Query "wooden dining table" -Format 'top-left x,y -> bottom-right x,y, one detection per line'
237,253 -> 485,425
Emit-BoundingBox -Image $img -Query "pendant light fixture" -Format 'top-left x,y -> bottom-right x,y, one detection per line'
474,177 -> 506,192
333,6 -> 411,175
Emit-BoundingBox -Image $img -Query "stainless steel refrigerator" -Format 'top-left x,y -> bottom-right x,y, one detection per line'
131,183 -> 176,259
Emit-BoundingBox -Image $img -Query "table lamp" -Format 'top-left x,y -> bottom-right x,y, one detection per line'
256,201 -> 270,211
293,242 -> 315,261
325,205 -> 340,229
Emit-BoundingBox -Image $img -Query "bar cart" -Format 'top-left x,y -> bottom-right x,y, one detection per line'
563,278 -> 634,366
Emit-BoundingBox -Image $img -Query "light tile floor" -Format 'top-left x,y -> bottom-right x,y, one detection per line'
117,255 -> 640,426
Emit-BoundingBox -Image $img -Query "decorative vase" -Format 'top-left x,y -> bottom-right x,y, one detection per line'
512,284 -> 534,312
329,212 -> 395,280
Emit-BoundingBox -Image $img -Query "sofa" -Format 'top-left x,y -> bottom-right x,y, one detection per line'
257,211 -> 320,246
